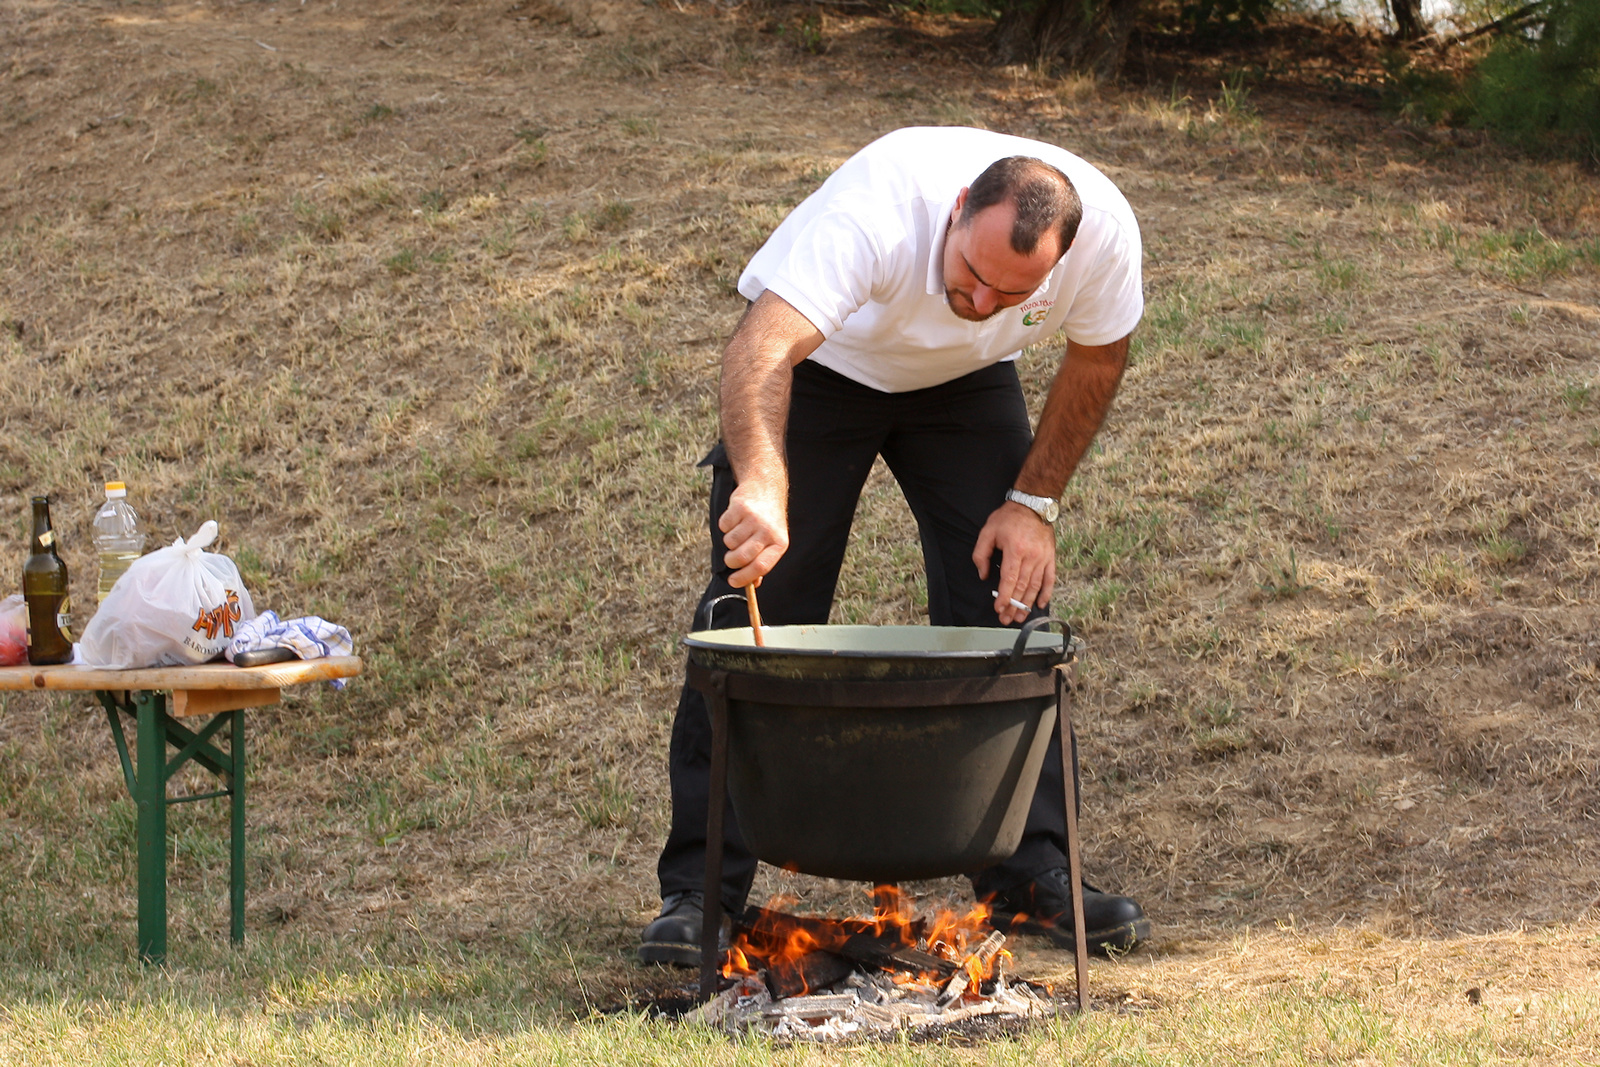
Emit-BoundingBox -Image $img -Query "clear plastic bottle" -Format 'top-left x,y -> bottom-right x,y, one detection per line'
92,481 -> 146,602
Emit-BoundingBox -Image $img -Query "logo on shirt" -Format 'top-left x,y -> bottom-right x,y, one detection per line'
1019,298 -> 1054,327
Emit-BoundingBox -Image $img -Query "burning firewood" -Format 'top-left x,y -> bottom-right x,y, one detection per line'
760,992 -> 859,1020
764,948 -> 854,1000
701,894 -> 1053,1042
935,929 -> 1007,1008
734,906 -> 959,979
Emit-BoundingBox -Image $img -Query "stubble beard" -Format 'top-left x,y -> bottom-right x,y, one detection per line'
945,288 -> 1000,323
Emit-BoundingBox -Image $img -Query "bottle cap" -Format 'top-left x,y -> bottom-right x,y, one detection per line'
105,481 -> 126,497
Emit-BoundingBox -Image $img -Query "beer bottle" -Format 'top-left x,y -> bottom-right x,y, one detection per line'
23,495 -> 73,665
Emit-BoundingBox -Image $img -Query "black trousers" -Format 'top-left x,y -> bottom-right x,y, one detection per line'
657,359 -> 1075,910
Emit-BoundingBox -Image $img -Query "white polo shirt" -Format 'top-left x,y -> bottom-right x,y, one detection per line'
737,126 -> 1143,393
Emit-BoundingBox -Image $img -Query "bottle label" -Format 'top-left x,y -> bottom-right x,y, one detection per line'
38,531 -> 54,548
56,595 -> 73,643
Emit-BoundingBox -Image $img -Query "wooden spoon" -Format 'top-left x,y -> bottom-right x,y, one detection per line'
744,582 -> 766,647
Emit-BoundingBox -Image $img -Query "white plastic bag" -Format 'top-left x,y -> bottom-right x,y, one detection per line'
78,521 -> 257,669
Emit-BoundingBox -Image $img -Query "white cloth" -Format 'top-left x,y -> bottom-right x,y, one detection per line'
737,126 -> 1143,393
226,610 -> 354,688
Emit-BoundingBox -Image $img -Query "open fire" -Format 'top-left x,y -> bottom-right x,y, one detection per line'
697,886 -> 1061,1039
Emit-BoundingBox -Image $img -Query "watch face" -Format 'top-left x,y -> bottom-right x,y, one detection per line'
1043,500 -> 1059,523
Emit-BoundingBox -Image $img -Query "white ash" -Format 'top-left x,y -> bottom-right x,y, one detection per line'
695,940 -> 1058,1041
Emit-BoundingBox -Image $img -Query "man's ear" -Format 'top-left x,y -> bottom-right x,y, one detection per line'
952,186 -> 970,221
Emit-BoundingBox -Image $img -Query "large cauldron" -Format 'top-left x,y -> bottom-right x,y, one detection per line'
684,621 -> 1070,882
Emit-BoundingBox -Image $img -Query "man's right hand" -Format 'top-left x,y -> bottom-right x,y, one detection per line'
716,291 -> 825,590
719,484 -> 789,589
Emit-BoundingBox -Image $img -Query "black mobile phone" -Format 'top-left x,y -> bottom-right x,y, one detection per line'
234,647 -> 298,668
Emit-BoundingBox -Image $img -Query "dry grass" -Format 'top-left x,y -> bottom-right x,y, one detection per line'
1,0 -> 1599,1057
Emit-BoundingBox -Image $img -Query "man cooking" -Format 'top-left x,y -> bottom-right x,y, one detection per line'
641,125 -> 1148,965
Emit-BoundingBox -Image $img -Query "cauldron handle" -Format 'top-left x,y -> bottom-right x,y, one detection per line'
698,593 -> 747,631
1003,616 -> 1071,674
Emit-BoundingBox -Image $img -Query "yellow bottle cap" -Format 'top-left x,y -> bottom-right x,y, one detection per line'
105,481 -> 126,492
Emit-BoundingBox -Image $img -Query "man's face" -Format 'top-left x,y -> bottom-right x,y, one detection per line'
941,190 -> 1062,322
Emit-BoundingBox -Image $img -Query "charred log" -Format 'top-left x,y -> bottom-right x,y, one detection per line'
735,907 -> 960,979
764,950 -> 855,1000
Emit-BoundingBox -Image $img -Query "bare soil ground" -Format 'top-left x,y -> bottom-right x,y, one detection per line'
1,0 -> 1598,1024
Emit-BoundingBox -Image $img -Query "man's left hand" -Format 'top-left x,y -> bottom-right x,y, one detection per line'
973,501 -> 1056,625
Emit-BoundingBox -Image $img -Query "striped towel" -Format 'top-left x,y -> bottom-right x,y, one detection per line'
226,610 -> 355,688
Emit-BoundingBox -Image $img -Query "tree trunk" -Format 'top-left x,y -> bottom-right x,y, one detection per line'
991,0 -> 1145,80
1390,0 -> 1426,40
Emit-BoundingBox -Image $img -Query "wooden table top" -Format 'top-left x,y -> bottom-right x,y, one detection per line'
0,655 -> 363,692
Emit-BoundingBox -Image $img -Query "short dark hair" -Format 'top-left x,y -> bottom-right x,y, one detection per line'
960,156 -> 1081,258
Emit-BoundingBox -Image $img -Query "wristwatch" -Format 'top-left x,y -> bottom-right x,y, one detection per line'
1005,488 -> 1059,525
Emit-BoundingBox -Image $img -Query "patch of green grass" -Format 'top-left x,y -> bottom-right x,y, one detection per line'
1057,506 -> 1166,577
1064,578 -> 1128,621
350,175 -> 399,209
483,224 -> 519,258
1479,535 -> 1528,567
1217,72 -> 1255,121
0,976 -> 1598,1064
1204,315 -> 1265,354
384,248 -> 417,275
1187,698 -> 1250,758
290,195 -> 344,241
600,37 -> 663,80
1261,419 -> 1299,450
1316,256 -> 1362,290
595,200 -> 634,231
793,13 -> 826,55
1261,547 -> 1311,599
513,138 -> 548,170
562,212 -> 591,243
1454,227 -> 1585,282
573,768 -> 634,830
177,76 -> 220,104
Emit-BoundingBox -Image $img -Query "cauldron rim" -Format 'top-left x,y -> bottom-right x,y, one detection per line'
683,622 -> 1065,663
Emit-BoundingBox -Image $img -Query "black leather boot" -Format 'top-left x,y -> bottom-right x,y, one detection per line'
639,892 -> 734,967
988,869 -> 1150,954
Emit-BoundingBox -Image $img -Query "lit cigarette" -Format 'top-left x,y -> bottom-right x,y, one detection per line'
991,590 -> 1030,612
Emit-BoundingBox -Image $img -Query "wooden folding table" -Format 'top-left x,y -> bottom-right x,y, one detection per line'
0,656 -> 363,964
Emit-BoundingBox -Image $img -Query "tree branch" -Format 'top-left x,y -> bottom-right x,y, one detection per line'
1446,0 -> 1546,45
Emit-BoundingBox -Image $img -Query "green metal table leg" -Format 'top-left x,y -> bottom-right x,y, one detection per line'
134,691 -> 168,965
102,689 -> 248,963
229,708 -> 245,945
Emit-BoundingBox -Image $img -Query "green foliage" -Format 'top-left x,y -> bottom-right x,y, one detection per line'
1471,0 -> 1600,161
1181,0 -> 1276,35
1381,49 -> 1472,125
774,12 -> 828,54
901,0 -> 1002,14
1385,0 -> 1600,161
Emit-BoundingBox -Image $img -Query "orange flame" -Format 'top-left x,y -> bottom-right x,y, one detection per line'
722,885 -> 1012,993
722,903 -> 829,992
